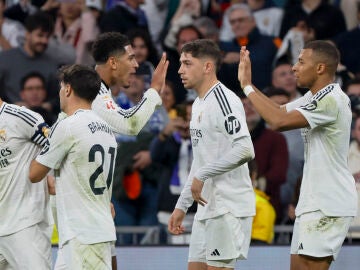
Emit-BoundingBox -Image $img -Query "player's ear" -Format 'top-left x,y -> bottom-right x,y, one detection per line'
108,56 -> 117,70
65,84 -> 71,97
203,61 -> 213,74
317,63 -> 326,75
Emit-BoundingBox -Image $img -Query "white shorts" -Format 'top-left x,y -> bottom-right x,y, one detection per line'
290,211 -> 353,260
0,222 -> 52,270
54,238 -> 112,270
188,213 -> 253,268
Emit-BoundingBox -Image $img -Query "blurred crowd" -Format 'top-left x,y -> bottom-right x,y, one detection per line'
1,0 -> 360,245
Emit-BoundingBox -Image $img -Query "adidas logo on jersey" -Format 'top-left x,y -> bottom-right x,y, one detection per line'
210,249 -> 220,256
298,243 -> 304,250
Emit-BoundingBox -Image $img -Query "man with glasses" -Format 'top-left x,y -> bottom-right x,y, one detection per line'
219,3 -> 280,93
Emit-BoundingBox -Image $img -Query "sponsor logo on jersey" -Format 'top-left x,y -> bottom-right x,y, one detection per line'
225,115 -> 241,134
0,129 -> 6,142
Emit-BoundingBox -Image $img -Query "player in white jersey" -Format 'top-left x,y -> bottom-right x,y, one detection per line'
29,65 -> 117,270
168,39 -> 255,270
90,31 -> 168,270
91,32 -> 168,135
238,41 -> 357,270
0,98 -> 52,269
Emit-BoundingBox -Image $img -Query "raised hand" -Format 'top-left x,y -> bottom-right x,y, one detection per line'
238,46 -> 252,89
150,52 -> 169,92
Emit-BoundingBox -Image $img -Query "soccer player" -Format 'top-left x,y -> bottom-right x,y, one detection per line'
29,65 -> 117,269
91,32 -> 168,135
0,98 -> 52,269
168,39 -> 255,270
90,32 -> 167,267
238,40 -> 358,270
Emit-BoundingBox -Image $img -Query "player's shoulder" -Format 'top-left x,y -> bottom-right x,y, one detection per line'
204,82 -> 241,111
1,103 -> 44,127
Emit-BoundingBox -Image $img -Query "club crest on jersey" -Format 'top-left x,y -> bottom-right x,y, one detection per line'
301,100 -> 317,111
0,129 -> 6,142
225,116 -> 241,134
42,126 -> 50,138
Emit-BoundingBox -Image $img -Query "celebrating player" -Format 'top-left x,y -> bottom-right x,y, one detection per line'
29,65 -> 117,269
168,39 -> 255,270
238,40 -> 357,270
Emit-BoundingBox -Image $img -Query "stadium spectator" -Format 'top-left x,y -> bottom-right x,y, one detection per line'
0,11 -> 60,114
264,86 -> 304,224
53,0 -> 101,65
151,100 -> 197,244
333,1 -> 360,77
126,27 -> 159,88
272,62 -> 303,101
279,0 -> 347,40
248,159 -> 276,245
348,114 -> 360,239
99,0 -> 149,34
112,71 -> 168,244
18,71 -> 57,125
220,0 -> 284,41
0,0 -> 25,51
219,3 -> 280,94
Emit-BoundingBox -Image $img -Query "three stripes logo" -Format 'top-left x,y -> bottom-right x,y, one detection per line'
298,243 -> 304,250
210,249 -> 221,256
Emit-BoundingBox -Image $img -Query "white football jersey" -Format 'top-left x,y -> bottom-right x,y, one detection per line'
0,103 -> 50,236
36,110 -> 117,247
177,82 -> 255,220
286,83 -> 357,217
91,82 -> 162,135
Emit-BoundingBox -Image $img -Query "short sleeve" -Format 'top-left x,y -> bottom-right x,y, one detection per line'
36,120 -> 73,170
296,94 -> 338,129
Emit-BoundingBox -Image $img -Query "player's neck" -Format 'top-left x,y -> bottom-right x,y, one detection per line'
309,77 -> 335,95
95,65 -> 111,87
65,101 -> 92,116
196,76 -> 219,98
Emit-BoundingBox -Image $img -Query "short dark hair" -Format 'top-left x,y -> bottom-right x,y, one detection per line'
92,32 -> 131,64
181,39 -> 222,72
20,71 -> 46,90
24,11 -> 54,33
303,40 -> 340,75
58,65 -> 101,102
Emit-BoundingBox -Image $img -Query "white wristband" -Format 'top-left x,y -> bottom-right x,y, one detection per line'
243,85 -> 255,96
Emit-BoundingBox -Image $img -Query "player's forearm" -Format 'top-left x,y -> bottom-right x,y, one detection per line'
194,136 -> 254,181
29,160 -> 51,183
246,86 -> 288,131
94,89 -> 162,135
175,167 -> 195,213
